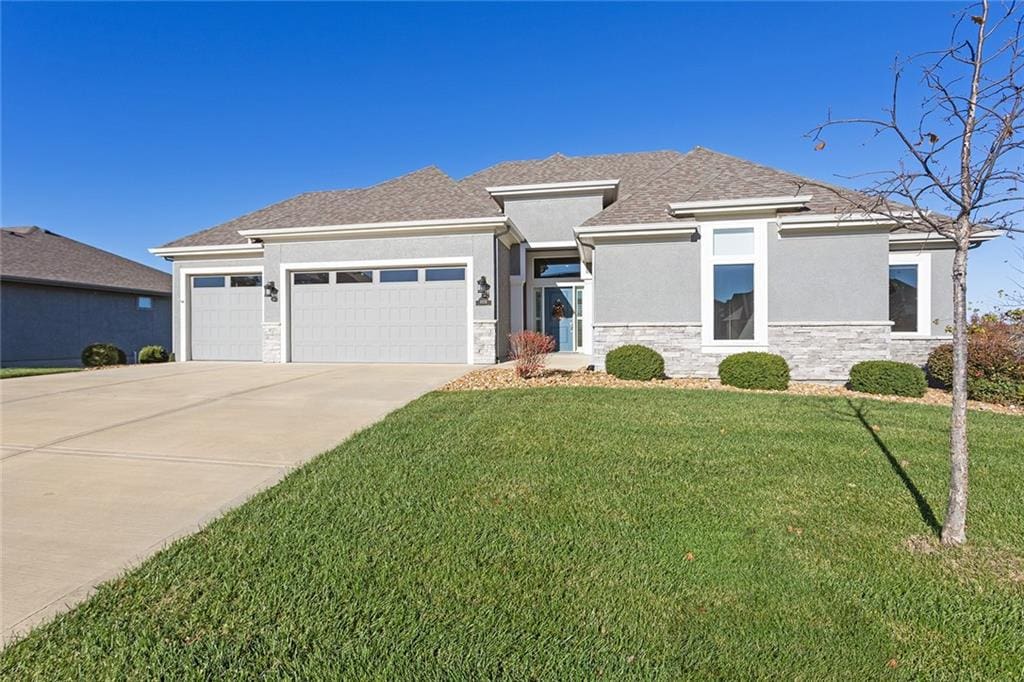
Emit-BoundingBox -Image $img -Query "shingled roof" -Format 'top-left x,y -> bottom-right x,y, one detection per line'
162,166 -> 500,247
1,227 -> 172,295
583,147 -> 876,226
459,150 -> 684,208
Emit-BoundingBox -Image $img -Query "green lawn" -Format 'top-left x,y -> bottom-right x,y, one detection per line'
0,367 -> 81,380
2,388 -> 1022,679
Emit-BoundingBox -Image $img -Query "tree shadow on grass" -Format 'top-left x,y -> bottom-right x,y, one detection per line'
837,398 -> 942,536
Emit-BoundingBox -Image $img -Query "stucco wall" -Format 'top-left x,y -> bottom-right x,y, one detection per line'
0,281 -> 171,367
769,228 -> 890,322
928,248 -> 955,335
496,240 -> 512,359
594,238 -> 701,324
503,194 -> 604,244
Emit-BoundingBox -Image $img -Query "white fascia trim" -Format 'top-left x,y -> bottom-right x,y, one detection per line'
669,195 -> 813,217
776,213 -> 901,234
574,222 -> 700,240
239,216 -> 521,242
525,240 -> 578,250
486,179 -> 620,200
150,243 -> 264,258
177,264 -> 264,362
277,256 -> 476,365
769,320 -> 894,327
888,229 -> 1003,247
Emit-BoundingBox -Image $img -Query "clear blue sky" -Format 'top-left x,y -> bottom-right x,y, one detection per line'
3,1 -> 1019,309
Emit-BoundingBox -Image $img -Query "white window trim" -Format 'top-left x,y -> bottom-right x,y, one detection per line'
889,252 -> 932,337
700,219 -> 768,349
279,257 -> 474,364
178,265 -> 264,362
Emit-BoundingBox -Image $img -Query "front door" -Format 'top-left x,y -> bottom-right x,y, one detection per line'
544,286 -> 575,351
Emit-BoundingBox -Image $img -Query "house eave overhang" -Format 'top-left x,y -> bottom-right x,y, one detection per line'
0,274 -> 171,297
148,243 -> 265,260
486,179 -> 620,207
888,229 -> 1003,250
573,221 -> 700,262
776,213 -> 901,235
236,216 -> 524,246
668,195 -> 814,218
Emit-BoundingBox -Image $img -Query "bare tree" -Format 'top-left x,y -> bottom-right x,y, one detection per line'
807,0 -> 1023,546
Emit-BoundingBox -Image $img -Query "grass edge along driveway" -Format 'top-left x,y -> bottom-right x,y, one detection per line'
2,387 -> 1021,679
0,367 -> 82,380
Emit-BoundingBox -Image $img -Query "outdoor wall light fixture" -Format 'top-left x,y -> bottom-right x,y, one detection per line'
475,276 -> 491,306
264,281 -> 278,302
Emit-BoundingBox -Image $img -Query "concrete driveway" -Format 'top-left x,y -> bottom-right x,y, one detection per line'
1,361 -> 467,643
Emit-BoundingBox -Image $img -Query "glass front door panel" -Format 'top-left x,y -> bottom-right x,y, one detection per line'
544,287 -> 575,351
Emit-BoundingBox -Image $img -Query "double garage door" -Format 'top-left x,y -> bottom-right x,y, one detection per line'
188,266 -> 467,363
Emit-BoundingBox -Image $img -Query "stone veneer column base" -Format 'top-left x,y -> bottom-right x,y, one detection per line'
592,322 -> 893,382
473,320 -> 497,364
262,323 -> 282,363
889,336 -> 951,367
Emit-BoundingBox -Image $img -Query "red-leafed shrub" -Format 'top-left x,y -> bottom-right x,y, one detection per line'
926,311 -> 1024,405
508,331 -> 556,378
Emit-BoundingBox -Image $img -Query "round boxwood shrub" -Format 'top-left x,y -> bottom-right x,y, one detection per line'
849,360 -> 926,397
605,344 -> 665,381
138,345 -> 169,364
718,352 -> 790,391
81,343 -> 126,367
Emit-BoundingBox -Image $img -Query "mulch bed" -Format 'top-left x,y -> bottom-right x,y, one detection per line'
440,366 -> 1022,416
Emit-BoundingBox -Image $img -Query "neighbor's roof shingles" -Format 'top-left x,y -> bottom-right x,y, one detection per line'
1,227 -> 172,294
161,166 -> 500,247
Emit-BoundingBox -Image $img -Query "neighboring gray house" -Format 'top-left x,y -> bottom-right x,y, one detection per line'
1,227 -> 172,367
151,148 -> 999,381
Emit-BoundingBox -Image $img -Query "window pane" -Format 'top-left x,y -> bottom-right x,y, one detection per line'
575,287 -> 583,348
192,276 -> 224,288
380,269 -> 418,283
713,228 -> 754,257
534,289 -> 543,332
889,265 -> 918,332
230,275 -> 262,287
425,268 -> 465,282
714,264 -> 754,340
336,271 -> 372,284
137,296 -> 153,309
294,272 -> 329,285
534,257 -> 581,279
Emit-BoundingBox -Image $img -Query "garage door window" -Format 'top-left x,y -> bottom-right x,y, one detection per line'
337,271 -> 373,284
294,272 -> 329,285
193,276 -> 225,288
425,268 -> 465,282
380,269 -> 418,283
230,275 -> 262,287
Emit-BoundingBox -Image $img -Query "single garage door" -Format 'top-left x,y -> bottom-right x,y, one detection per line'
290,267 -> 467,363
190,274 -> 263,360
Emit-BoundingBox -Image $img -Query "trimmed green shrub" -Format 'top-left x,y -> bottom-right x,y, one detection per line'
81,343 -> 126,367
138,345 -> 169,364
605,345 -> 665,381
849,360 -> 926,397
718,352 -> 790,391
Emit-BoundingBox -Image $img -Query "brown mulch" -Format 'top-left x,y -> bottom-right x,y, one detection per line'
440,367 -> 1022,416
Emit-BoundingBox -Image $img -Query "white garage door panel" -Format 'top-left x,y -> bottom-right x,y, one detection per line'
190,280 -> 262,361
290,279 -> 467,363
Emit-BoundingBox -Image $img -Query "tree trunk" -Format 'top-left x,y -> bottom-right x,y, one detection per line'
941,237 -> 970,545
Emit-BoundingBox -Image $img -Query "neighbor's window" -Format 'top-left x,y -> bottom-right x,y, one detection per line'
425,268 -> 465,282
137,296 -> 153,309
192,276 -> 224,288
294,272 -> 329,285
710,227 -> 756,341
336,271 -> 372,284
380,269 -> 418,283
889,264 -> 919,332
230,275 -> 262,287
534,257 -> 581,279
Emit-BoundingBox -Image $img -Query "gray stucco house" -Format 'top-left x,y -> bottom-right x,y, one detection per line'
151,148 -> 998,381
1,227 -> 172,367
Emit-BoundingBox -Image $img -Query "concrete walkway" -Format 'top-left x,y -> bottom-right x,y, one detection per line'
0,361 -> 467,644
